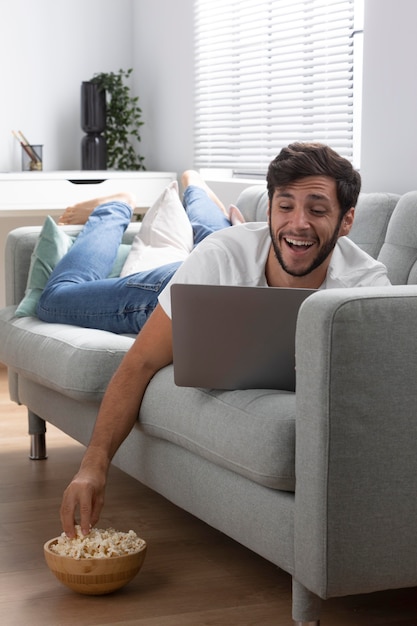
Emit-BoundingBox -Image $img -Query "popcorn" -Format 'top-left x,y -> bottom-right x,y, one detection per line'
50,525 -> 145,559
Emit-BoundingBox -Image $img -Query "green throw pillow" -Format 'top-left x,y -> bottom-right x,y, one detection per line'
15,216 -> 130,317
15,217 -> 74,317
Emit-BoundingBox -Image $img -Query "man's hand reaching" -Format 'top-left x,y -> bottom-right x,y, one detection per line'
60,449 -> 108,538
59,304 -> 174,539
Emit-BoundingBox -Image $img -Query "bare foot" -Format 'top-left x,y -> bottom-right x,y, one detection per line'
181,170 -> 228,217
58,191 -> 136,225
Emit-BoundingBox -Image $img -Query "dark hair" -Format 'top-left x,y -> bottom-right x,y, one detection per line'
266,142 -> 361,217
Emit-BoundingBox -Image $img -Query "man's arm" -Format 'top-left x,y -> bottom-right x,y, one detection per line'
60,304 -> 173,537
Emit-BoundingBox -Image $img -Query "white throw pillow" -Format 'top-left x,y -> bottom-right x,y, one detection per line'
120,181 -> 194,277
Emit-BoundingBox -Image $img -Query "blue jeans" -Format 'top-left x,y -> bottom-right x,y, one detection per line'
37,186 -> 230,334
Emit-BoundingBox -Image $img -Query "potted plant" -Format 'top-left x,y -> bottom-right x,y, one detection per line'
84,68 -> 145,171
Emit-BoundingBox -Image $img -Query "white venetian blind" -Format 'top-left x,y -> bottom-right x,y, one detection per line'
194,0 -> 356,175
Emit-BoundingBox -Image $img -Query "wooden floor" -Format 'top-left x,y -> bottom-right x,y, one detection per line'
1,364 -> 416,626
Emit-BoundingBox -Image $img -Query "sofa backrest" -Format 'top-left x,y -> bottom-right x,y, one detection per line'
235,185 -> 268,222
377,191 -> 417,284
5,188 -> 416,307
236,187 -> 400,260
348,192 -> 400,258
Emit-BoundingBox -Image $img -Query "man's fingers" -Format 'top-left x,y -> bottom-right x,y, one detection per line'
60,486 -> 79,538
79,491 -> 94,536
60,478 -> 105,538
60,482 -> 94,537
90,495 -> 104,530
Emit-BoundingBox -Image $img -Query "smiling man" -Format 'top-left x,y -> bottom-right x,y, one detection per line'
156,143 -> 389,299
267,177 -> 353,286
59,142 -> 391,537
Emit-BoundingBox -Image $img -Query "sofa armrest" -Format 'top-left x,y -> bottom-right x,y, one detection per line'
4,223 -> 140,306
293,286 -> 417,599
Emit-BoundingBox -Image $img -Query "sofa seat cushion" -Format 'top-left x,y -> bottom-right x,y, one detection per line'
140,366 -> 296,491
0,306 -> 135,402
0,307 -> 297,492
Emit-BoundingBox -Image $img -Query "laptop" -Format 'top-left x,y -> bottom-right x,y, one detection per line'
170,284 -> 316,391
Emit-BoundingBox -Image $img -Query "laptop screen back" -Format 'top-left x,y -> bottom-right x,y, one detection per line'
171,284 -> 315,390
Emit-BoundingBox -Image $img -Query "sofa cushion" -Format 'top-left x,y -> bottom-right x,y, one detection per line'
140,366 -> 296,491
15,216 -> 131,317
236,185 -> 269,222
120,181 -> 193,276
0,306 -> 135,401
0,304 -> 296,491
347,192 -> 400,259
15,216 -> 74,317
377,190 -> 417,284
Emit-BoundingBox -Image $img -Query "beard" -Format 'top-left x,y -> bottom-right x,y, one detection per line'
268,217 -> 342,278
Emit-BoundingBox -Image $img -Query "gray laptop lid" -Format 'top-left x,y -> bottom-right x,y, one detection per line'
171,284 -> 315,391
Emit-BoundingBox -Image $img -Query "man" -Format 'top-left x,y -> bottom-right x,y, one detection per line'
58,142 -> 390,537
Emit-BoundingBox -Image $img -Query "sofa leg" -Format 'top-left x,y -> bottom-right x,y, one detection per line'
28,410 -> 47,460
292,578 -> 321,624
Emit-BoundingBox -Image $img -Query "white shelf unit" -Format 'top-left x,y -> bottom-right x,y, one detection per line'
0,170 -> 177,217
0,170 -> 177,308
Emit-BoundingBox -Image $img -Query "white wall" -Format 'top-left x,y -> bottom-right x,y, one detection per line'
0,0 -> 134,172
132,0 -> 417,195
132,0 -> 195,174
1,0 -> 417,305
130,0 -> 261,206
0,0 -> 136,309
360,0 -> 417,193
1,0 -> 417,191
0,0 -> 194,175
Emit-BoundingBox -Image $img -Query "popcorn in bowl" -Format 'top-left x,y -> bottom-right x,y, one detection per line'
44,525 -> 147,594
50,525 -> 146,559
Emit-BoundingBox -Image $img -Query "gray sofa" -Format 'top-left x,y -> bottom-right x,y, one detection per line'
1,185 -> 417,624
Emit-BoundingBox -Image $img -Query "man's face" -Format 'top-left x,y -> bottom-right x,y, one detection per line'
268,175 -> 354,283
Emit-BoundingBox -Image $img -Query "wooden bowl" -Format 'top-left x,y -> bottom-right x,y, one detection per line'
44,537 -> 147,595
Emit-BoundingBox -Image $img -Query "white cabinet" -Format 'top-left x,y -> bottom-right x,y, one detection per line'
0,170 -> 177,216
0,170 -> 177,307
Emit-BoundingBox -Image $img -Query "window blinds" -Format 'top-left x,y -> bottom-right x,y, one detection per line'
194,0 -> 356,174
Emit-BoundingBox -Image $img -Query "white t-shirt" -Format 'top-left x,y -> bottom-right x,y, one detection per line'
158,222 -> 391,318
